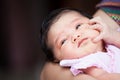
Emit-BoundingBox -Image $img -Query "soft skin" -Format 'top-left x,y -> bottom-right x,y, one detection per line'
40,9 -> 120,80
47,11 -> 104,61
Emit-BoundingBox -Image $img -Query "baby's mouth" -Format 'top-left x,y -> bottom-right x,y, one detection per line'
77,38 -> 88,48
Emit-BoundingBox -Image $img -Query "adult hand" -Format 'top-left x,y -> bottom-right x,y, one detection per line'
89,16 -> 119,44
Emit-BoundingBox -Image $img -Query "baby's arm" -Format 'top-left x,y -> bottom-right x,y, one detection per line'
89,17 -> 120,48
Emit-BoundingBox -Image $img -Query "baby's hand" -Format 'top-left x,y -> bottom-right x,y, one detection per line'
89,16 -> 118,44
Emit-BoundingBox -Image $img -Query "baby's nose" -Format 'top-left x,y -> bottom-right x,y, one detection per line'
72,34 -> 80,43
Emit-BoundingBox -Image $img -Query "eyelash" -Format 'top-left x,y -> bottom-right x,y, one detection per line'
61,39 -> 66,46
76,24 -> 81,30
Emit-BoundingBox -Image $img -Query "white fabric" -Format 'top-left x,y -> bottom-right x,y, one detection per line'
60,45 -> 120,76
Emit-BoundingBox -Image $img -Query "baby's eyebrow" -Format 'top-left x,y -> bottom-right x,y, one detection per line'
55,31 -> 64,45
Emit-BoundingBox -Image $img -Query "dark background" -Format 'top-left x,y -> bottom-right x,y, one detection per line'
1,0 -> 101,80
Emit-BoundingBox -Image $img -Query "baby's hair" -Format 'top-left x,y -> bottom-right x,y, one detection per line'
40,7 -> 93,62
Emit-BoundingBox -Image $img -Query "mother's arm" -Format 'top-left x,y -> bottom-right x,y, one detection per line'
40,62 -> 97,80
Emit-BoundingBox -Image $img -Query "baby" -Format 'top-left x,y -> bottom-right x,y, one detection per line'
40,8 -> 120,80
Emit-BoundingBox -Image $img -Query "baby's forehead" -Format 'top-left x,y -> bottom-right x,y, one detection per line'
52,11 -> 84,24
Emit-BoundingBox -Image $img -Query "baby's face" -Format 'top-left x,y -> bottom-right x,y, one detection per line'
47,11 -> 103,61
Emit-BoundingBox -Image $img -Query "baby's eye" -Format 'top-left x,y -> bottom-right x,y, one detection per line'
76,24 -> 81,30
61,39 -> 66,46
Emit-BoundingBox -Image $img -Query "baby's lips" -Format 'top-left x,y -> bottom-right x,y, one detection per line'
77,38 -> 88,47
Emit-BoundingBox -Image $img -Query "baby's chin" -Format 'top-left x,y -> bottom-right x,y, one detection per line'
86,40 -> 103,52
79,38 -> 89,47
